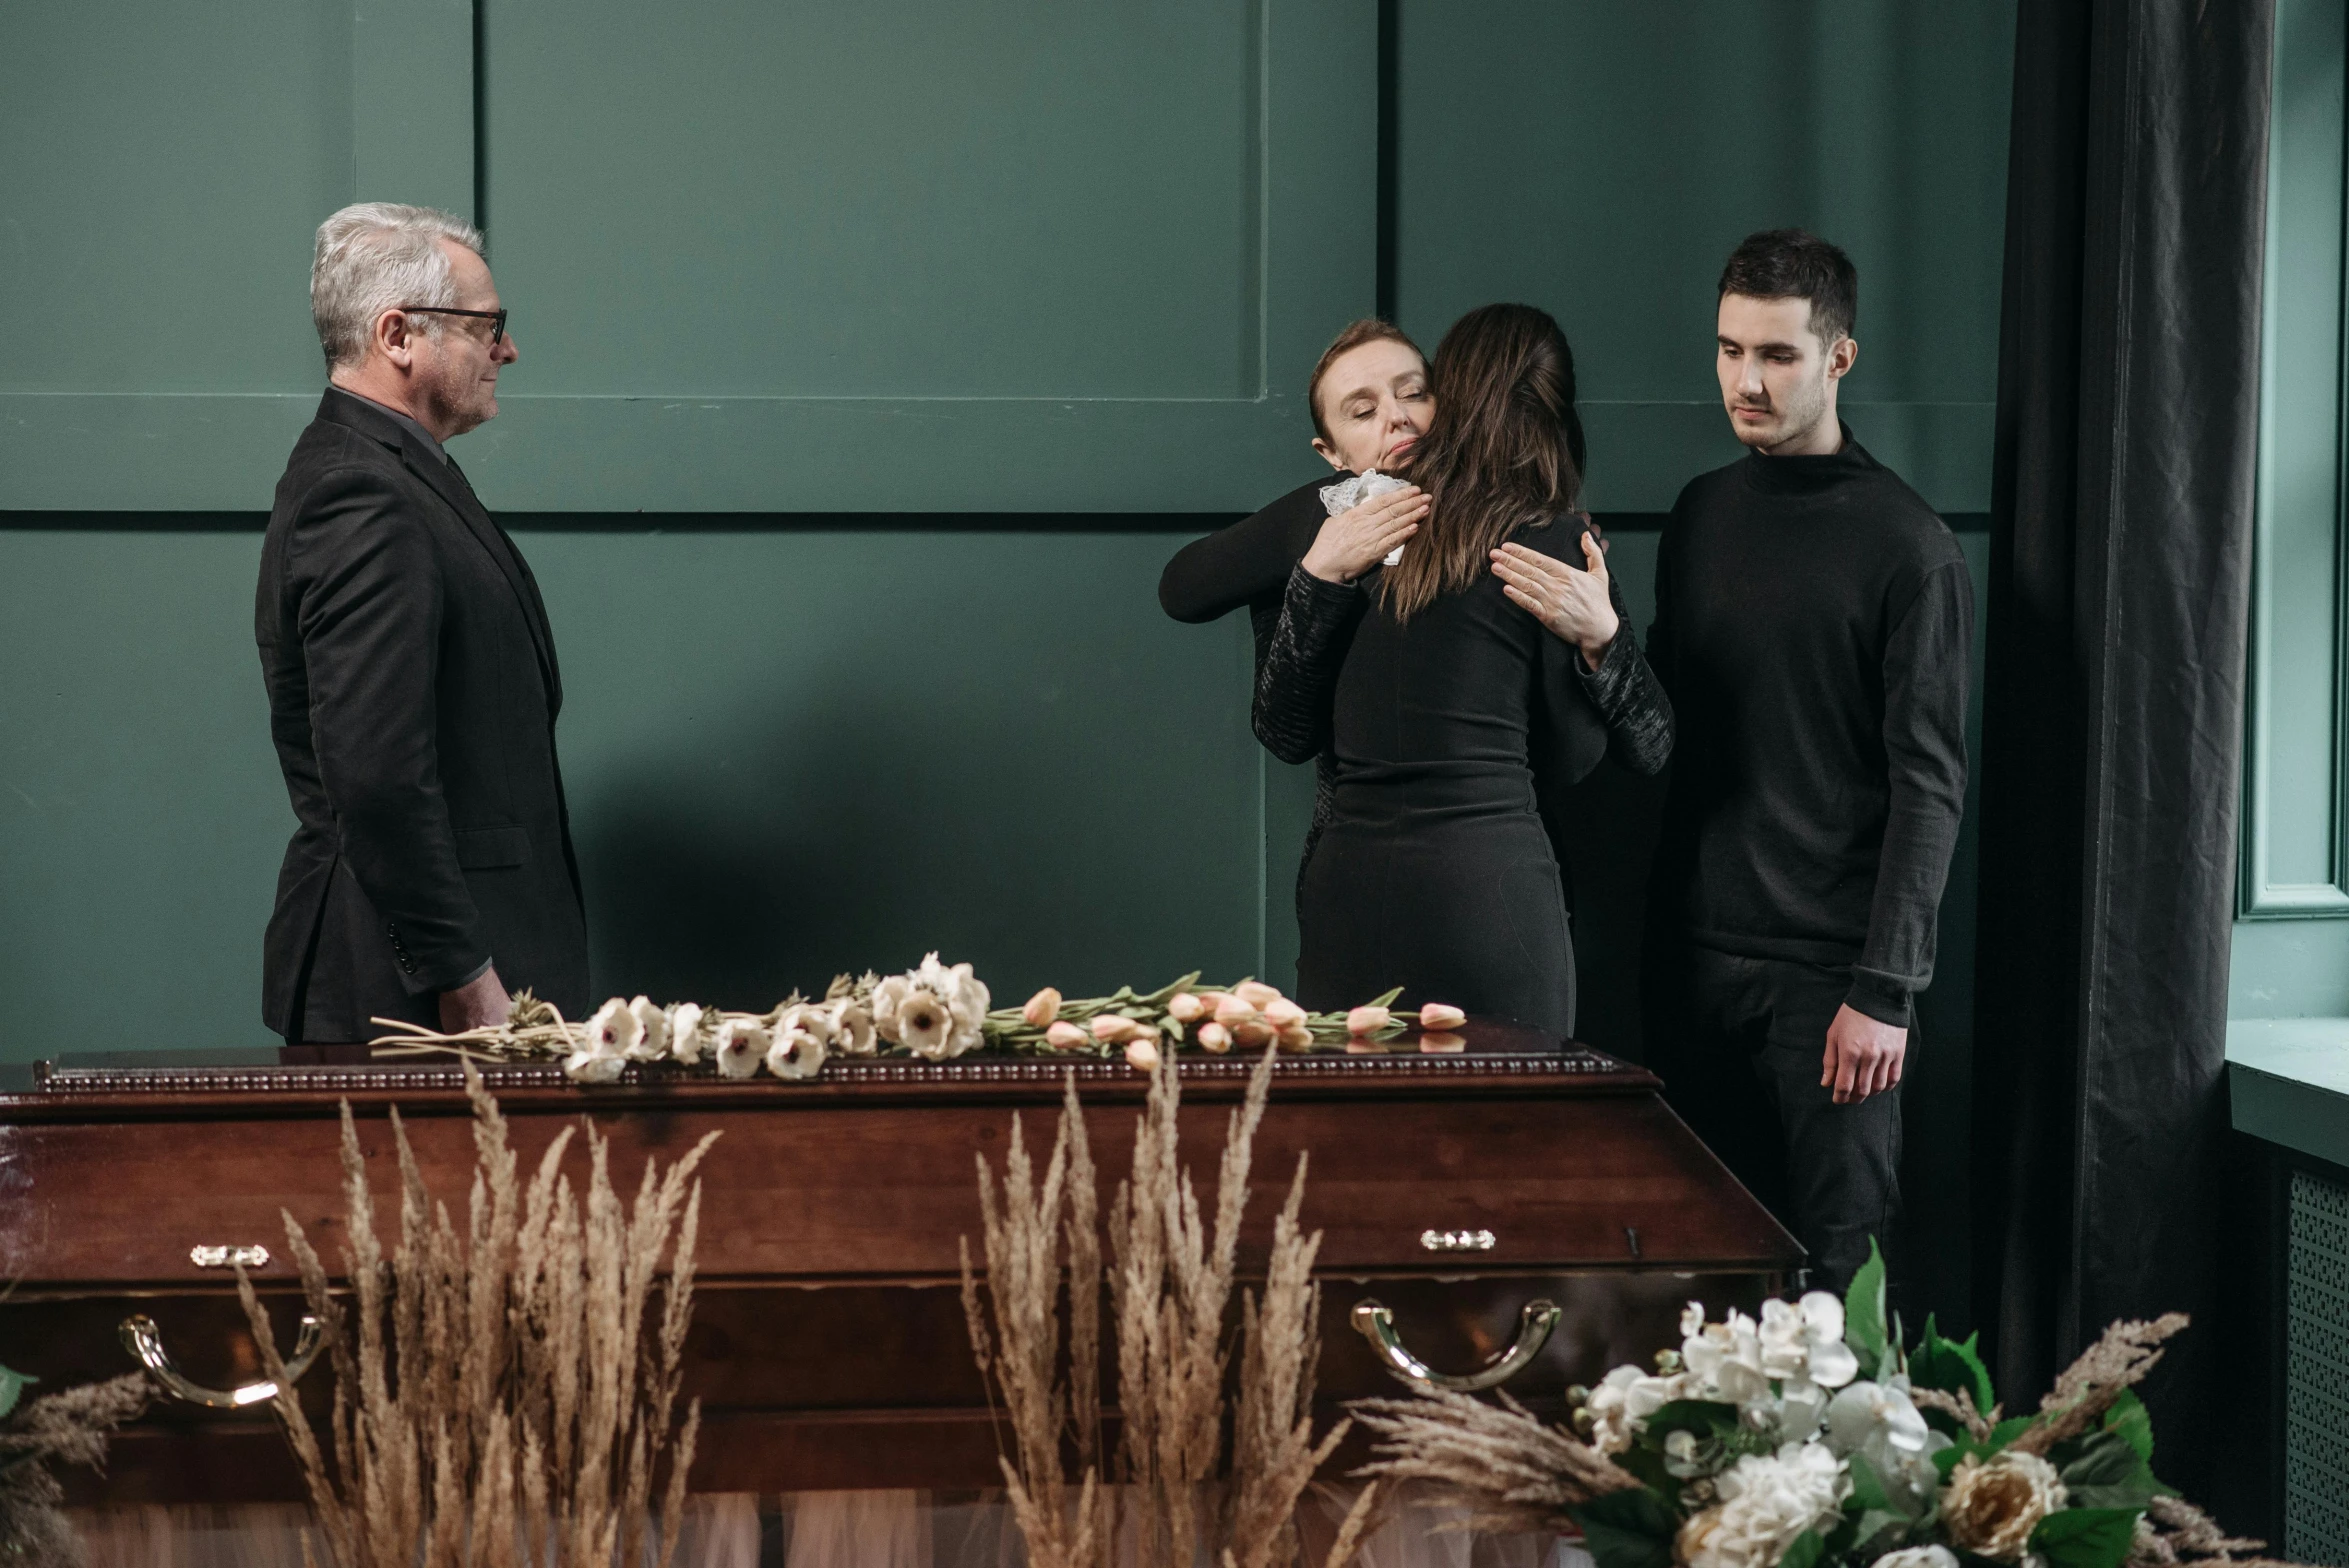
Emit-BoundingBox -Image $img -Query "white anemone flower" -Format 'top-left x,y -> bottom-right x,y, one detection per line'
895,988 -> 957,1059
766,1004 -> 830,1081
625,995 -> 669,1061
911,952 -> 989,1057
668,1002 -> 707,1065
562,1048 -> 627,1084
713,1016 -> 769,1079
826,998 -> 877,1056
584,997 -> 642,1062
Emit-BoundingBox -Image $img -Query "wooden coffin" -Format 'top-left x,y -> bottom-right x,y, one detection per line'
0,1021 -> 1800,1501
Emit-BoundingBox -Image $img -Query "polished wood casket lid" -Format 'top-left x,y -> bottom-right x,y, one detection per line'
0,1019 -> 1801,1290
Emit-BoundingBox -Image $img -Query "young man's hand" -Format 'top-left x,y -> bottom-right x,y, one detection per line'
1301,486 -> 1428,583
1490,530 -> 1620,668
1821,1003 -> 1905,1104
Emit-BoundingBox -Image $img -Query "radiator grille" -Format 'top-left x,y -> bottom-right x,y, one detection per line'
2289,1167 -> 2349,1562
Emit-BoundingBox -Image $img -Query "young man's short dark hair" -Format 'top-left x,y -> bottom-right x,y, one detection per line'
1719,229 -> 1859,346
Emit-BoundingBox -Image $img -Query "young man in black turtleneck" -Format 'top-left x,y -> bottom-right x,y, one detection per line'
1641,229 -> 1971,1292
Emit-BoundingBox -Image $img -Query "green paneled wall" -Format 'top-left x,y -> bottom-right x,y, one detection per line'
1390,1 -> 2013,511
0,526 -> 1270,1055
1,0 -> 2015,1318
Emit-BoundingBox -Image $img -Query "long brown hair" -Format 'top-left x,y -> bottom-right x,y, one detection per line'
1379,304 -> 1585,621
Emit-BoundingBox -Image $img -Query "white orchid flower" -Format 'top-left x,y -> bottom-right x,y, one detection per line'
1824,1380 -> 1944,1509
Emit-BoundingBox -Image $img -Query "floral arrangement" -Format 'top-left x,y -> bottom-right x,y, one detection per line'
1356,1244 -> 2290,1568
371,959 -> 1464,1084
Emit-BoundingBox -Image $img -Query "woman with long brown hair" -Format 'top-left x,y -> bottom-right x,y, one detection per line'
1252,304 -> 1671,1037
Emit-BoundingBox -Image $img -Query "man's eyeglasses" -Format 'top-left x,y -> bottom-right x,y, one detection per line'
398,306 -> 509,345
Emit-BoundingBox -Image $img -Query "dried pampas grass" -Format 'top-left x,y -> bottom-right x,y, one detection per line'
962,1047 -> 1373,1568
1350,1388 -> 1637,1536
0,1371 -> 149,1566
237,1065 -> 716,1567
2010,1311 -> 2188,1457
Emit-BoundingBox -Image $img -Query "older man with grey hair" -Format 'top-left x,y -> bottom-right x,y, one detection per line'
255,201 -> 587,1043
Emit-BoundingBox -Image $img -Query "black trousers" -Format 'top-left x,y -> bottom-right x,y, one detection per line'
1642,940 -> 1902,1293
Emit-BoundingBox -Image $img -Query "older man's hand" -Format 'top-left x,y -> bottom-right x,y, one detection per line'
439,965 -> 512,1033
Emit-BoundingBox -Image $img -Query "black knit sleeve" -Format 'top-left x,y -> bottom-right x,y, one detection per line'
1847,558 -> 1973,1029
1252,564 -> 1363,765
1158,479 -> 1336,624
1573,573 -> 1675,775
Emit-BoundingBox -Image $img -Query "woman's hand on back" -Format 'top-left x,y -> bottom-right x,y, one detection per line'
1490,528 -> 1620,669
1301,486 -> 1429,583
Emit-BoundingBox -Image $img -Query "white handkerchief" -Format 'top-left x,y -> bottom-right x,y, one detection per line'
1318,470 -> 1413,566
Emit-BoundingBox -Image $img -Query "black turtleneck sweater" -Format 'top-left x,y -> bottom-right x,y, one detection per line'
1647,429 -> 1971,1029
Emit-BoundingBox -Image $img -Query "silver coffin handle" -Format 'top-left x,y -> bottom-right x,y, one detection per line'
119,1313 -> 326,1410
1350,1298 -> 1562,1393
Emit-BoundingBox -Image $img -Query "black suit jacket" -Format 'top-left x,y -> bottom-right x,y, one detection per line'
256,388 -> 589,1041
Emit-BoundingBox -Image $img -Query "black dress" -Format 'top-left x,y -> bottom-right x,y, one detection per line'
1252,516 -> 1672,1037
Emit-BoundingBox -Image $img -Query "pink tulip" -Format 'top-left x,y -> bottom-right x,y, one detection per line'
1346,1005 -> 1392,1034
1263,997 -> 1307,1028
1232,1019 -> 1275,1048
1276,1022 -> 1314,1051
1418,1003 -> 1466,1031
1197,990 -> 1235,1014
1045,1020 -> 1089,1050
1234,980 -> 1284,1010
1023,987 -> 1064,1028
1126,1037 -> 1162,1071
1166,992 -> 1207,1023
1196,1021 -> 1233,1054
1214,994 -> 1259,1028
1092,1015 -> 1140,1043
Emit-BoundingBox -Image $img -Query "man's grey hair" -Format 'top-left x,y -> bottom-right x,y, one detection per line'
311,202 -> 485,371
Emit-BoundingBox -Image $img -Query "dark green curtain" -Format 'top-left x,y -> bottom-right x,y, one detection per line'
1973,0 -> 2273,1516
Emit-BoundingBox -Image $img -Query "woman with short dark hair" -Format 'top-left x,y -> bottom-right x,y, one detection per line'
1253,304 -> 1672,1037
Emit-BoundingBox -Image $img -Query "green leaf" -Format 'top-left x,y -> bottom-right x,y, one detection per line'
1909,1314 -> 1998,1416
1853,1510 -> 1913,1555
1607,1442 -> 1678,1501
1845,1450 -> 1929,1522
1988,1415 -> 2035,1452
2060,1431 -> 2161,1511
1638,1399 -> 1742,1442
1844,1238 -> 1889,1368
2031,1508 -> 2143,1568
1570,1488 -> 1678,1568
2102,1388 -> 2154,1466
0,1364 -> 33,1422
1779,1530 -> 1827,1568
